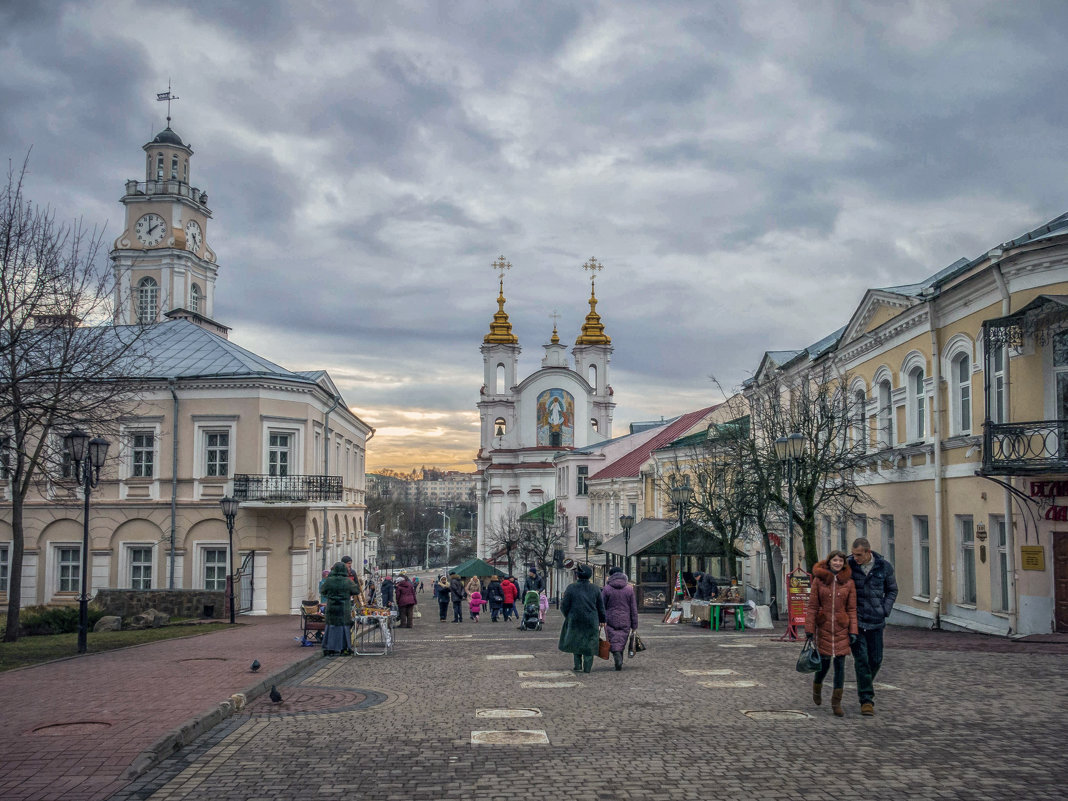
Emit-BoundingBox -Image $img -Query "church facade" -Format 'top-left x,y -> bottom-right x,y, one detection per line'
474,262 -> 615,558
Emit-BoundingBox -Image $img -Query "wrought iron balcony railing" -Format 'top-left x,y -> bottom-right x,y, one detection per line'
232,474 -> 343,503
982,420 -> 1068,475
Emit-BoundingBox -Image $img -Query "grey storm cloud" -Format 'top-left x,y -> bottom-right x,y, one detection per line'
3,0 -> 1068,470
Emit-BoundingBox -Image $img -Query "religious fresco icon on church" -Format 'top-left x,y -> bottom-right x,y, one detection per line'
537,389 -> 574,447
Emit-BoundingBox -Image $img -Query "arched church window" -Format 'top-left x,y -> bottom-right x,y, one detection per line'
588,364 -> 597,391
494,417 -> 507,438
183,160 -> 188,182
591,418 -> 598,432
171,155 -> 179,180
155,154 -> 164,181
137,277 -> 159,324
190,283 -> 201,313
495,363 -> 505,394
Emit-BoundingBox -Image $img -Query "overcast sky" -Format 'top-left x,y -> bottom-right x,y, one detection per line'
3,1 -> 1067,472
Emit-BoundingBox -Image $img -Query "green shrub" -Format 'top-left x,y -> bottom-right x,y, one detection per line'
18,605 -> 106,636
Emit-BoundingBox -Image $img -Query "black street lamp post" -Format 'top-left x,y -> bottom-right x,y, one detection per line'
64,428 -> 110,655
220,496 -> 240,624
619,514 -> 634,575
669,482 -> 693,603
774,432 -> 806,572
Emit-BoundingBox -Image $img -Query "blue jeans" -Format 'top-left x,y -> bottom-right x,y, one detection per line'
851,628 -> 884,704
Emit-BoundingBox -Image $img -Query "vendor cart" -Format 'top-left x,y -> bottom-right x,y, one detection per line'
351,606 -> 394,656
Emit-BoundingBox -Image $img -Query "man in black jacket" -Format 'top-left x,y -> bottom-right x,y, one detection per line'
848,537 -> 898,717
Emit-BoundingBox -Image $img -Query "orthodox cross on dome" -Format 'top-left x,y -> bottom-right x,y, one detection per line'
549,309 -> 561,343
492,254 -> 512,287
583,257 -> 604,291
156,79 -> 180,125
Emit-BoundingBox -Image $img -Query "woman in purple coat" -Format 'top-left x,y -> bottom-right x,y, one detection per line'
601,566 -> 639,671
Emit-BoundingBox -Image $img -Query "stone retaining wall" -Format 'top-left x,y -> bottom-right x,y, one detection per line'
93,589 -> 225,619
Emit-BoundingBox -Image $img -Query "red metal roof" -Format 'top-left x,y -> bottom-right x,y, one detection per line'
589,405 -> 720,481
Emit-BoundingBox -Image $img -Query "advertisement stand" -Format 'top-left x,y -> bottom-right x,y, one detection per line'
779,567 -> 811,641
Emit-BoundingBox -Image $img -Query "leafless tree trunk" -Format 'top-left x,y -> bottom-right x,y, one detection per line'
1,157 -> 149,641
486,507 -> 523,578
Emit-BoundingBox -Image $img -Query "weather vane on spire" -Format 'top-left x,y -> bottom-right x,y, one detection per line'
156,79 -> 179,126
583,257 -> 604,291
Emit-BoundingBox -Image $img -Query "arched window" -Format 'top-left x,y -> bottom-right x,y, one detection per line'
588,364 -> 597,391
952,353 -> 971,434
851,389 -> 866,451
908,366 -> 926,441
494,417 -> 506,437
155,154 -> 164,180
990,344 -> 1007,423
877,379 -> 893,448
591,418 -> 599,432
495,363 -> 505,394
190,283 -> 201,313
170,155 -> 179,180
137,277 -> 159,324
183,160 -> 188,182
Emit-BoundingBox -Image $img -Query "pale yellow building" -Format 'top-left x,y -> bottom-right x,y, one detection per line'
0,123 -> 374,617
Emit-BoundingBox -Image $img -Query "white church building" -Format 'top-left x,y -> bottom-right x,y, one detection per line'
474,260 -> 615,557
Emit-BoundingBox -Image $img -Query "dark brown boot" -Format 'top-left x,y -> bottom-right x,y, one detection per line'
812,682 -> 823,706
831,688 -> 844,717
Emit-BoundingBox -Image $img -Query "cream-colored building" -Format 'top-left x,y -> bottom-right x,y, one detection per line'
746,212 -> 1068,636
0,123 -> 374,616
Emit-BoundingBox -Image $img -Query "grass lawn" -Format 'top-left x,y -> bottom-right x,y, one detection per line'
0,623 -> 237,672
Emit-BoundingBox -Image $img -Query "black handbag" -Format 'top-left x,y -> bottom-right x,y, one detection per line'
627,630 -> 646,657
795,638 -> 822,673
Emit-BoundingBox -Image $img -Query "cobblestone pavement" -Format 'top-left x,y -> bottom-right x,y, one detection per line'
113,614 -> 1068,801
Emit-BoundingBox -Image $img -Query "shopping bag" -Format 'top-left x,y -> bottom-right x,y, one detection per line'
631,631 -> 646,653
795,638 -> 821,673
413,609 -> 422,619
597,625 -> 610,659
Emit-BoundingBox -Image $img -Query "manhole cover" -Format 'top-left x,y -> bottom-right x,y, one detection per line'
742,710 -> 812,721
520,681 -> 580,689
471,729 -> 549,745
34,722 -> 112,736
718,644 -> 756,648
177,657 -> 228,663
699,680 -> 761,688
476,708 -> 542,718
245,687 -> 375,715
485,654 -> 535,660
679,669 -> 737,676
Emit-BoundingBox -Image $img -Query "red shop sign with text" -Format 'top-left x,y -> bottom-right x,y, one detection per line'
787,568 -> 811,626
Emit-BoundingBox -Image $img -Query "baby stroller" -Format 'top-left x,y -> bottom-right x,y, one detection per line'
519,590 -> 542,631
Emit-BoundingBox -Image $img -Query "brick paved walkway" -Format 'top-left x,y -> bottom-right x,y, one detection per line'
111,614 -> 1067,801
0,616 -> 317,801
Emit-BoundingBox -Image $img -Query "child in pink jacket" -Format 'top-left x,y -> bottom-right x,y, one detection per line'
469,590 -> 483,622
538,590 -> 549,622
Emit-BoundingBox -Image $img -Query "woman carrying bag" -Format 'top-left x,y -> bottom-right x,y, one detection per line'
601,566 -> 639,671
805,550 -> 859,717
559,564 -> 606,673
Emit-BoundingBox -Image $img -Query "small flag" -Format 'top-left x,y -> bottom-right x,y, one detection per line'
156,92 -> 171,101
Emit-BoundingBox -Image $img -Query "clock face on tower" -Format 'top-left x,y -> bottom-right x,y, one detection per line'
185,219 -> 203,253
134,213 -> 167,247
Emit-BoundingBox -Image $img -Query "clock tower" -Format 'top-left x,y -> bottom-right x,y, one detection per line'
111,125 -> 221,328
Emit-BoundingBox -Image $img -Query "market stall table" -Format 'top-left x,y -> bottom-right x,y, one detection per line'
351,606 -> 394,655
690,601 -> 747,630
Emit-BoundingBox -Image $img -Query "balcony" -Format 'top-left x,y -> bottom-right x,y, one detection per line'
982,421 -> 1068,476
232,474 -> 342,503
124,179 -> 208,205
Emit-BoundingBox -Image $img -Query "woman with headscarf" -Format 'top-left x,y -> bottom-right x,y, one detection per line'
320,561 -> 359,656
601,566 -> 639,671
434,575 -> 451,621
559,564 -> 606,673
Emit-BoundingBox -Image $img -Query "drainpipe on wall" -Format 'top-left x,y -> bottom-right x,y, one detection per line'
926,293 -> 945,629
991,251 -> 1019,635
169,379 -> 179,590
321,394 -> 342,573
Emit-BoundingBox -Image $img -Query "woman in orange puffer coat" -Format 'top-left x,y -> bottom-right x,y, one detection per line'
805,550 -> 858,717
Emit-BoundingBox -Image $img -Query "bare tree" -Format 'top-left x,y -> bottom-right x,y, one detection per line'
747,363 -> 873,571
519,504 -> 562,592
485,507 -> 523,578
1,158 -> 148,641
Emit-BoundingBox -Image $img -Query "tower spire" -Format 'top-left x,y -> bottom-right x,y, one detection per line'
156,80 -> 179,126
576,257 -> 611,345
484,255 -> 519,344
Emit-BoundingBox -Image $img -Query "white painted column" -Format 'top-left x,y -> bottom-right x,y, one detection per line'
21,553 -> 38,606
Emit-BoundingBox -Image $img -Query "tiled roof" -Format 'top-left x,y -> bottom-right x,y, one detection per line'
590,405 -> 720,481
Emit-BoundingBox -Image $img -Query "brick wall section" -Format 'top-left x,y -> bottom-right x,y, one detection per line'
93,589 -> 225,619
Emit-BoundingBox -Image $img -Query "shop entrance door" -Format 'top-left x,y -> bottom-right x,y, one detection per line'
1054,533 -> 1068,633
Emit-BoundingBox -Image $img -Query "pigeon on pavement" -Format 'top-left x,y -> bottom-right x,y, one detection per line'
269,685 -> 282,703
250,660 -> 261,672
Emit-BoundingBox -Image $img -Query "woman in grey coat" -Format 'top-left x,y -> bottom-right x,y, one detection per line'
558,564 -> 606,673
